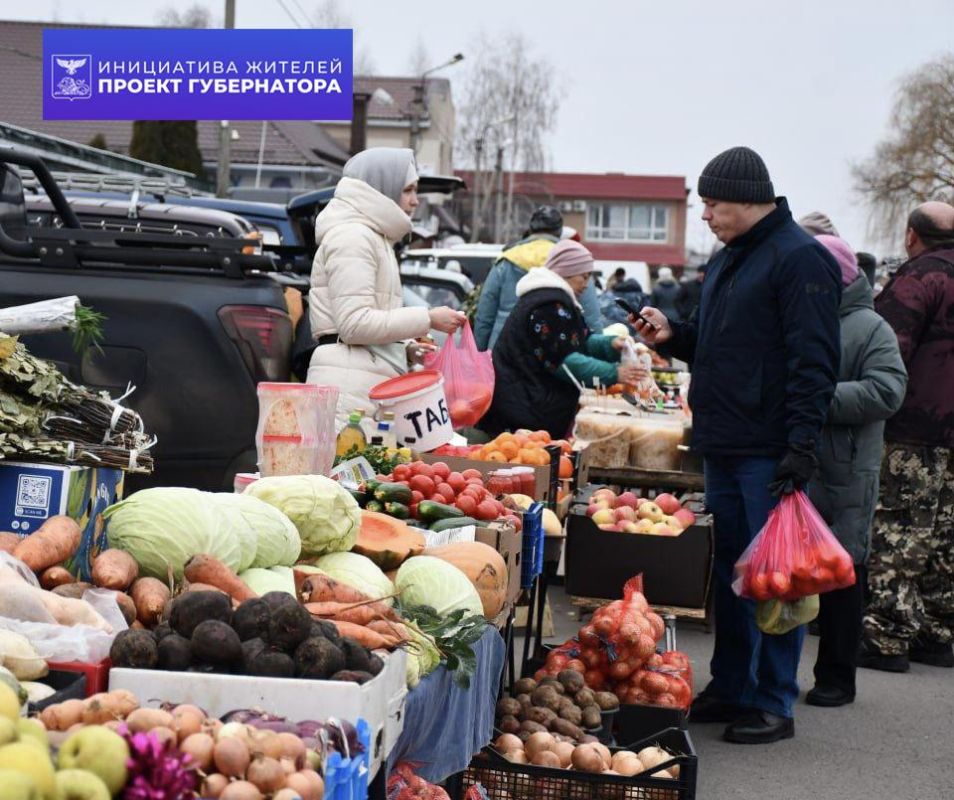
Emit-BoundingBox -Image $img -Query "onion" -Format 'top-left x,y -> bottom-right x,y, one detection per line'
274,791 -> 302,800
552,741 -> 574,768
530,751 -> 561,768
637,746 -> 669,771
202,774 -> 229,799
172,703 -> 207,722
151,726 -> 178,748
247,755 -> 286,794
181,733 -> 215,771
504,750 -> 527,764
592,742 -> 612,769
611,751 -> 643,777
276,732 -> 307,765
249,730 -> 283,760
218,722 -> 251,742
297,769 -> 324,800
214,736 -> 251,778
284,773 -> 315,800
174,710 -> 204,742
524,732 -> 555,758
571,744 -> 605,773
220,781 -> 263,800
280,757 -> 298,776
494,734 -> 522,753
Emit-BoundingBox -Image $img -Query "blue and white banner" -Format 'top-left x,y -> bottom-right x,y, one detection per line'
43,28 -> 353,121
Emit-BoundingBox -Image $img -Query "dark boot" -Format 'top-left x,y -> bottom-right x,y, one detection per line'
805,685 -> 854,707
723,711 -> 794,744
689,691 -> 747,723
910,639 -> 954,668
857,639 -> 909,673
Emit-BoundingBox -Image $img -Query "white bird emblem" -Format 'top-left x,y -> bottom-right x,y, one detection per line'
56,58 -> 87,75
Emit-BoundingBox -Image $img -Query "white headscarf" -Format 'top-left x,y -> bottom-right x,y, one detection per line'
342,147 -> 418,205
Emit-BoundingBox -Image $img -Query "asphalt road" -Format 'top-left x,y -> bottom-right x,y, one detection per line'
539,587 -> 953,800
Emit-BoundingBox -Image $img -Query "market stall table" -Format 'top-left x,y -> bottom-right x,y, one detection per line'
386,625 -> 505,785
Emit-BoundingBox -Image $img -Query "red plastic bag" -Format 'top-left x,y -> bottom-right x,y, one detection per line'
733,490 -> 856,601
424,321 -> 495,429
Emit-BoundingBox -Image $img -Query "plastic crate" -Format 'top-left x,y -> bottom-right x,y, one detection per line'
27,670 -> 87,714
519,502 -> 544,589
45,658 -> 110,697
451,727 -> 697,800
324,718 -> 370,800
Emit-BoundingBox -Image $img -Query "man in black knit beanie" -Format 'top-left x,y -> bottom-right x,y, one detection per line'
634,146 -> 842,744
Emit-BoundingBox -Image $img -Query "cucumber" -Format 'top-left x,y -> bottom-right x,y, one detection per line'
348,488 -> 367,507
365,500 -> 384,513
418,500 -> 465,524
430,516 -> 479,533
384,502 -> 410,520
374,482 -> 413,505
363,479 -> 381,494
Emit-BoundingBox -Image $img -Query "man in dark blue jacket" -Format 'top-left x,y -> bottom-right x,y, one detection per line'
635,146 -> 841,744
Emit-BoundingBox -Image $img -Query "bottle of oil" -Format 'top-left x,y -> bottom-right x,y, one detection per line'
335,411 -> 368,458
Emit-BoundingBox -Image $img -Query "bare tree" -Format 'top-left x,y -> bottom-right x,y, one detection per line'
455,32 -> 559,241
407,37 -> 431,76
309,0 -> 376,74
156,3 -> 217,28
853,54 -> 954,246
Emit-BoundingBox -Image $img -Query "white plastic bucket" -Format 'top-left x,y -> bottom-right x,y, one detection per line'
368,370 -> 453,451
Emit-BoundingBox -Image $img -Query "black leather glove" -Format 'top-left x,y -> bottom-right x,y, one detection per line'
768,444 -> 818,496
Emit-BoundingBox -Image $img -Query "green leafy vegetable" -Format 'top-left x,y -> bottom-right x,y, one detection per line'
333,444 -> 403,476
401,604 -> 487,689
71,304 -> 106,355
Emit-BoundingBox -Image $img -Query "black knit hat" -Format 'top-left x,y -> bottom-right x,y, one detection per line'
697,146 -> 775,203
528,205 -> 563,233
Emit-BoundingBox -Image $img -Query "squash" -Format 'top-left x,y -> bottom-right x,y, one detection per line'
354,511 -> 426,570
506,494 -> 563,537
424,541 -> 509,620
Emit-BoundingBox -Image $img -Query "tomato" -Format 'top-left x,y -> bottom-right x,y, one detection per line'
608,660 -> 633,681
475,500 -> 499,521
834,560 -> 856,586
392,465 -> 411,482
410,490 -> 424,505
408,503 -> 419,519
583,669 -> 606,690
502,514 -> 522,532
429,461 -> 451,481
435,483 -> 456,504
811,566 -> 835,589
462,469 -> 484,481
565,659 -> 586,673
409,475 -> 436,498
446,471 -> 467,492
748,573 -> 772,601
578,624 -> 600,647
455,495 -> 478,516
768,571 -> 791,598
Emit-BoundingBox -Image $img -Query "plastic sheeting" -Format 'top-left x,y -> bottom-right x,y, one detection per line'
387,625 -> 505,784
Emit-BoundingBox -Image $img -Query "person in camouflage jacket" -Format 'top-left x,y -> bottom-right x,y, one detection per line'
860,201 -> 954,672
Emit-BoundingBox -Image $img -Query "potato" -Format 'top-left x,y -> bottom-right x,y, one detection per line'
558,704 -> 583,726
557,670 -> 585,694
518,720 -> 547,735
515,693 -> 531,708
499,715 -> 521,734
550,718 -> 584,741
82,693 -> 118,725
531,686 -> 561,711
523,707 -> 556,727
126,707 -> 174,733
538,678 -> 565,695
594,691 -> 620,711
514,678 -> 537,695
574,688 -> 597,708
497,697 -> 522,718
582,705 -> 602,730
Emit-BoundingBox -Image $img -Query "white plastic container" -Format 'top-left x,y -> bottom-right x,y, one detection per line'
233,472 -> 259,494
109,649 -> 407,780
255,383 -> 338,477
367,370 -> 453,451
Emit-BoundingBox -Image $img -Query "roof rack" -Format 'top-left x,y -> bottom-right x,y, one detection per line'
21,170 -> 211,198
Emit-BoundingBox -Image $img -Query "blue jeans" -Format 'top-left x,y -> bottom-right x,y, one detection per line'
704,455 -> 806,718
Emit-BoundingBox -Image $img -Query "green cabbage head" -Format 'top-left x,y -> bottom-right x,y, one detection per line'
244,475 -> 360,559
211,492 -> 301,571
395,556 -> 483,618
314,552 -> 395,606
103,487 -> 241,580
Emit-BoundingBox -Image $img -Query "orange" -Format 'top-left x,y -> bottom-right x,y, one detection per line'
529,430 -> 552,444
516,448 -> 535,464
499,440 -> 520,460
487,450 -> 508,462
534,450 -> 551,466
495,432 -> 515,447
559,456 -> 574,479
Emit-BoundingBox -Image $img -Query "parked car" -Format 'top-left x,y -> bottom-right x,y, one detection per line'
1,151 -> 291,493
399,244 -> 503,285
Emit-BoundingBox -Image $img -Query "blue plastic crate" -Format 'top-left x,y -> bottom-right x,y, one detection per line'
520,502 -> 545,589
324,718 -> 371,800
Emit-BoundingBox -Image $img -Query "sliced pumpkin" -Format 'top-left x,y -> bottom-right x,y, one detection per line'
354,510 -> 426,571
424,541 -> 509,620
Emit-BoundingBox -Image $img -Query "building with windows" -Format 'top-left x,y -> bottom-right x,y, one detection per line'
455,170 -> 688,272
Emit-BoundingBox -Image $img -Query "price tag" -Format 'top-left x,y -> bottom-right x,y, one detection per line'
422,524 -> 477,547
330,456 -> 376,490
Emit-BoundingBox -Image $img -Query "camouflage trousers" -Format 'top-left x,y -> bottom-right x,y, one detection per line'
863,442 -> 954,655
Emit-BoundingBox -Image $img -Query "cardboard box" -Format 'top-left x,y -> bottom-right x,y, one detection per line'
564,508 -> 713,608
110,649 -> 407,780
476,524 -> 523,610
0,462 -> 124,581
418,453 -> 552,502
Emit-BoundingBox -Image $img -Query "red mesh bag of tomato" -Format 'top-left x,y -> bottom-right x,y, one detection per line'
732,490 -> 856,602
424,321 -> 495,429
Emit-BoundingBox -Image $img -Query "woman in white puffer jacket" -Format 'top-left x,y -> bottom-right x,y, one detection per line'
306,148 -> 465,426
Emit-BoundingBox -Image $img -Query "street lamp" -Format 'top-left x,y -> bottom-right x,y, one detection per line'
409,53 -> 464,158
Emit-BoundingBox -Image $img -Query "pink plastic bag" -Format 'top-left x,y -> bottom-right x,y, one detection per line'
424,321 -> 495,429
732,490 -> 856,602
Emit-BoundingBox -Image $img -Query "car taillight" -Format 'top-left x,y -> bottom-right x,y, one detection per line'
218,305 -> 292,382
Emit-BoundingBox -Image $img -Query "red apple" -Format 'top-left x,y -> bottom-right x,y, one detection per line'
592,488 -> 618,505
586,503 -> 600,517
655,492 -> 681,515
621,521 -> 640,533
614,491 -> 639,509
673,508 -> 696,529
592,509 -> 616,526
634,496 -> 649,508
597,523 -> 617,531
650,522 -> 676,536
614,506 -> 637,522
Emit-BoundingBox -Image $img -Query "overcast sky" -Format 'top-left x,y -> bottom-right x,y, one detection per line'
7,0 -> 954,256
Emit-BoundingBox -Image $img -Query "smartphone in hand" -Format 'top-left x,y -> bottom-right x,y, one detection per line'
615,298 -> 657,330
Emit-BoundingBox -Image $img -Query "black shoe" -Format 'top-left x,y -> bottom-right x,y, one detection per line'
805,685 -> 854,707
910,640 -> 954,668
857,639 -> 909,673
723,710 -> 794,744
689,692 -> 746,723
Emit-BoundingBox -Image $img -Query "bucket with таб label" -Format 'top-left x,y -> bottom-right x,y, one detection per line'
368,370 -> 453,451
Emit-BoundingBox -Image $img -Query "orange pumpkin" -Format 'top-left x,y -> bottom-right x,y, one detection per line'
354,511 -> 425,570
424,541 -> 509,620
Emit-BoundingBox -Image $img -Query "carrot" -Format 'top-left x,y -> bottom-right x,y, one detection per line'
305,600 -> 395,627
40,566 -> 75,590
300,574 -> 372,605
130,577 -> 171,627
183,554 -> 256,602
180,581 -> 228,596
12,515 -> 81,572
327,620 -> 394,650
366,619 -> 410,646
0,532 -> 20,555
91,549 -> 139,591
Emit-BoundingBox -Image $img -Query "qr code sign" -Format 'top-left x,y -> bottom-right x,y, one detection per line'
16,475 -> 52,510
